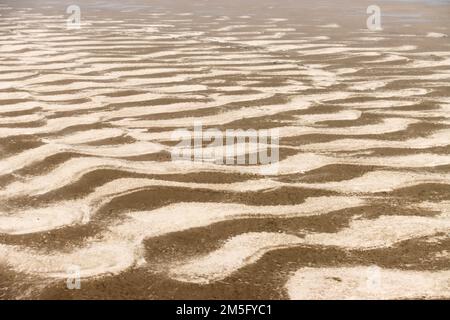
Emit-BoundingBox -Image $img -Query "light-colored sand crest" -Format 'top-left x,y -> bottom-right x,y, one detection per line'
0,202 -> 90,235
0,62 -> 81,73
111,96 -> 312,128
0,114 -> 44,125
35,89 -> 113,103
345,153 -> 450,168
46,128 -> 125,145
0,72 -> 36,80
0,92 -> 31,100
92,93 -> 274,120
3,151 -> 450,199
426,32 -> 448,38
0,141 -> 165,175
0,197 -> 364,276
300,65 -> 338,87
169,203 -> 450,283
107,67 -> 207,78
266,28 -> 296,32
293,110 -> 362,124
2,168 -> 450,234
39,100 -> 108,113
286,267 -> 450,300
296,45 -> 415,57
90,92 -> 169,104
0,154 -> 328,198
0,242 -> 137,279
355,37 -> 387,41
301,129 -> 450,152
123,117 -> 418,141
0,115 -> 101,138
340,100 -> 416,109
18,73 -> 116,86
292,171 -> 450,193
246,83 -> 311,94
407,58 -> 450,69
361,88 -> 429,99
348,80 -> 387,91
0,178 -> 268,235
319,24 -> 340,28
364,54 -> 408,63
304,209 -> 450,249
218,63 -> 300,71
66,63 -> 168,75
368,104 -> 450,118
170,232 -> 302,284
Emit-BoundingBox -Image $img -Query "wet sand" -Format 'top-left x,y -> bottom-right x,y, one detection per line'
0,0 -> 449,299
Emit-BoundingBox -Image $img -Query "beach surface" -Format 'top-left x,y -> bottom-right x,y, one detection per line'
0,0 -> 449,299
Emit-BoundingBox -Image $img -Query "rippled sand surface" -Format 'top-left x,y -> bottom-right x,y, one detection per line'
0,0 -> 449,299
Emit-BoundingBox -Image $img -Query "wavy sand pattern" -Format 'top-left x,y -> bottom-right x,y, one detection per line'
0,0 -> 449,299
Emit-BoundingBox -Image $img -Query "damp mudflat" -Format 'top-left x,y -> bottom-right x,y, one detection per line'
0,0 -> 449,300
